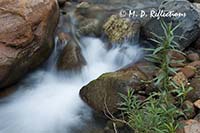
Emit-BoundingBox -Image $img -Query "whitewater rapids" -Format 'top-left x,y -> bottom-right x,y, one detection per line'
0,37 -> 142,133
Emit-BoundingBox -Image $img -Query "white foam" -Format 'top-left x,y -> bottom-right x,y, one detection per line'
0,37 -> 143,133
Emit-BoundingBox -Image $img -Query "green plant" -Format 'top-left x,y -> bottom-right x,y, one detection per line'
171,82 -> 193,106
118,89 -> 141,115
117,21 -> 188,133
119,91 -> 181,133
145,21 -> 183,90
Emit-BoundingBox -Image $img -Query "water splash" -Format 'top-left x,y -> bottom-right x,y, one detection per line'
0,37 -> 143,133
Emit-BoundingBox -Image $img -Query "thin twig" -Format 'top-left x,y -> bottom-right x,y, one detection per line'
103,94 -> 131,128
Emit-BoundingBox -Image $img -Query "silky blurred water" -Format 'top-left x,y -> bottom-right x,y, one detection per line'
0,37 -> 142,133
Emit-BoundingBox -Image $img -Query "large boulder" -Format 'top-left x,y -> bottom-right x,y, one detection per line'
142,0 -> 200,50
57,40 -> 86,71
0,0 -> 59,89
80,61 -> 156,113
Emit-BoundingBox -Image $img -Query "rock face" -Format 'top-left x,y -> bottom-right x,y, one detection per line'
57,40 -> 86,71
0,0 -> 59,89
143,0 -> 200,50
80,62 -> 156,113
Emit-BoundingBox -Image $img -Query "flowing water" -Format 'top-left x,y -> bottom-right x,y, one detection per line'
0,37 -> 142,133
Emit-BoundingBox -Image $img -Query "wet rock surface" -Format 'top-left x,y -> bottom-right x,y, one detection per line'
0,0 -> 59,89
80,61 -> 156,113
57,40 -> 86,71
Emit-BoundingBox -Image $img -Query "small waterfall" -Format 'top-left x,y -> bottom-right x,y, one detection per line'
0,36 -> 143,133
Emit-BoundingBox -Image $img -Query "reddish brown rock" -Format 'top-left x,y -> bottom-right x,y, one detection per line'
187,53 -> 200,62
177,119 -> 200,133
180,66 -> 196,79
168,51 -> 186,67
0,0 -> 59,88
188,61 -> 200,68
168,51 -> 186,61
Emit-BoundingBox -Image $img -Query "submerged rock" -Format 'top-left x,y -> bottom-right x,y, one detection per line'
80,61 -> 156,113
57,40 -> 86,71
0,0 -> 59,89
142,0 -> 200,50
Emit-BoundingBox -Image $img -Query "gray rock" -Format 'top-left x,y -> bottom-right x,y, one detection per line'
142,0 -> 200,50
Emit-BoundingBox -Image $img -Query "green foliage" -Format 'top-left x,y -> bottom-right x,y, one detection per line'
145,21 -> 182,90
119,90 -> 182,133
171,82 -> 193,105
118,89 -> 140,114
118,21 -> 192,133
128,100 -> 180,133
